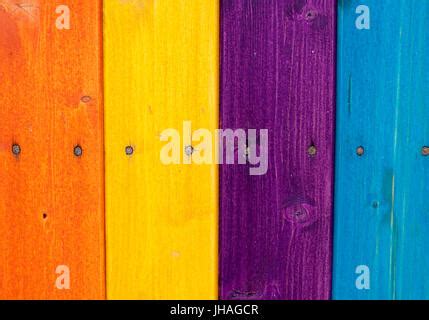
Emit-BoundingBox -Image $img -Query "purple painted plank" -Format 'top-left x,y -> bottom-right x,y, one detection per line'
220,0 -> 335,300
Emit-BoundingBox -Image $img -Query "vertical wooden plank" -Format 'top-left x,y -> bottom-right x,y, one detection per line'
220,0 -> 335,300
334,0 -> 429,300
334,0 -> 396,299
394,2 -> 429,298
0,0 -> 105,299
104,0 -> 219,299
335,0 -> 429,300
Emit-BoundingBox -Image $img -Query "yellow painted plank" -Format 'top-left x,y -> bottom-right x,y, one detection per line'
104,0 -> 219,300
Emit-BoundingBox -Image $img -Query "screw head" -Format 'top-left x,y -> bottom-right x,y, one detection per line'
422,146 -> 429,156
74,145 -> 83,157
125,145 -> 134,156
356,146 -> 365,156
12,144 -> 21,156
307,145 -> 317,157
184,145 -> 194,157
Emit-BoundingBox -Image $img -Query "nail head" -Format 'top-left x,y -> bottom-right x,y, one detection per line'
307,145 -> 317,157
12,144 -> 21,156
185,145 -> 194,156
74,145 -> 83,157
356,146 -> 365,156
125,145 -> 134,156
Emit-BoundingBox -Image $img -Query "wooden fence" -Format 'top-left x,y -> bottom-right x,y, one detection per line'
0,0 -> 428,300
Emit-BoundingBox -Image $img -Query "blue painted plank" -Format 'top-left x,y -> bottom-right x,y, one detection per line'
334,0 -> 429,300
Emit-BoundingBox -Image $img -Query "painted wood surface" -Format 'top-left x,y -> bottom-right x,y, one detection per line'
220,0 -> 335,300
0,0 -> 105,299
334,0 -> 429,300
104,0 -> 219,300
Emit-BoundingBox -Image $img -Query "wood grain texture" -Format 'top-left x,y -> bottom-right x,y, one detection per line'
334,0 -> 429,300
0,0 -> 105,299
104,0 -> 219,300
220,0 -> 335,300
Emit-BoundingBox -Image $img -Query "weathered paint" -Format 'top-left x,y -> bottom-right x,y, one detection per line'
104,0 -> 219,299
0,0 -> 105,299
334,0 -> 429,299
220,0 -> 335,300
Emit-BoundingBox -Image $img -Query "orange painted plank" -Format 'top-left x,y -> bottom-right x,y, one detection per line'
0,0 -> 105,299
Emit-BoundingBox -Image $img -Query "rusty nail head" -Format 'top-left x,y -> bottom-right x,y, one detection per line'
74,145 -> 83,157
